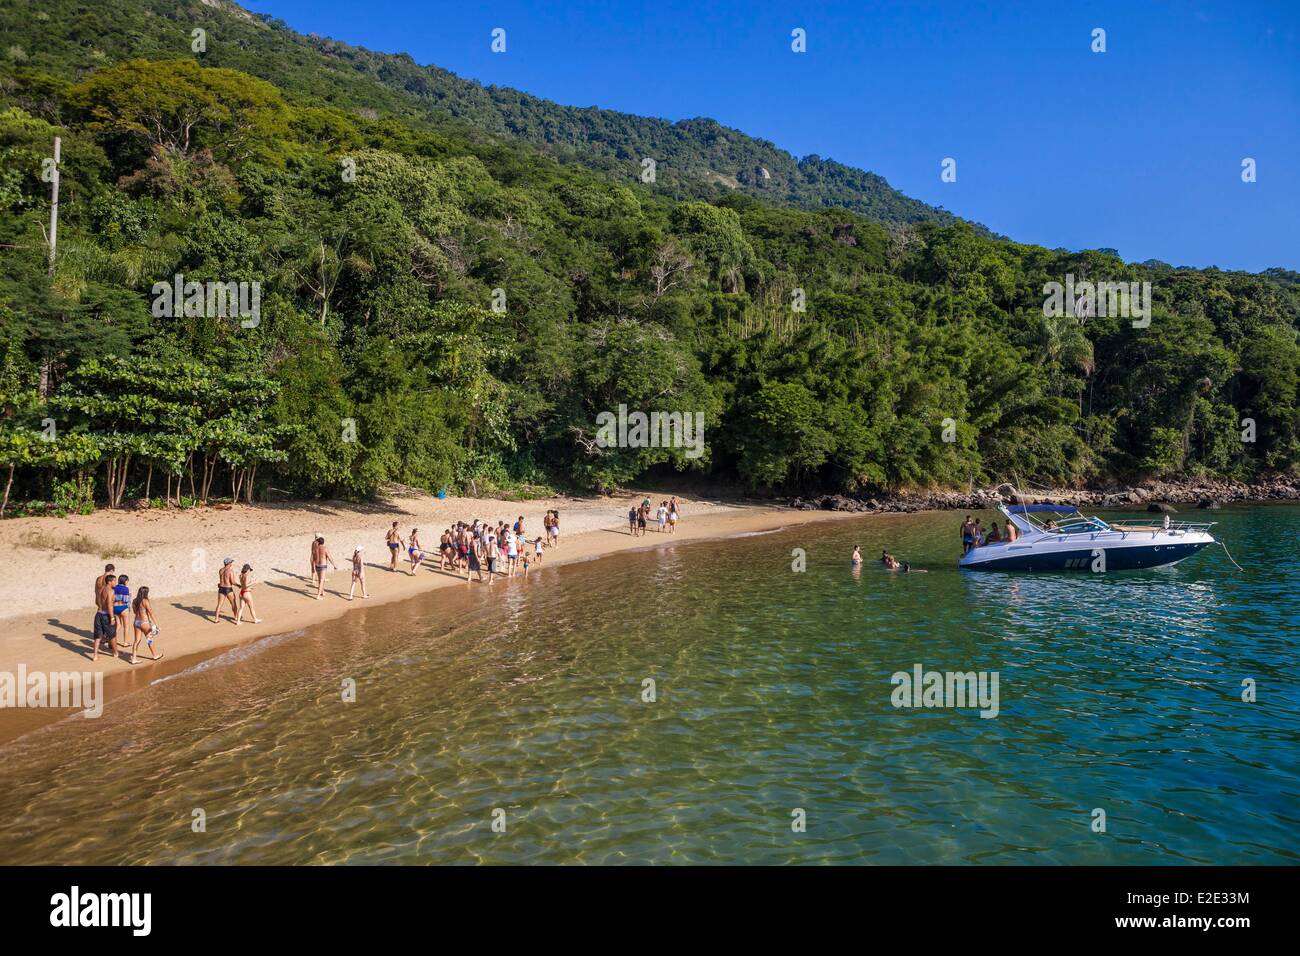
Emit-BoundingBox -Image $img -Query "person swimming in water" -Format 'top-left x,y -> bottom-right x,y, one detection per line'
851,546 -> 862,565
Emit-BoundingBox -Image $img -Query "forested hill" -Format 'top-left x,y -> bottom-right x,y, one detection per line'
0,0 -> 967,228
0,0 -> 1296,514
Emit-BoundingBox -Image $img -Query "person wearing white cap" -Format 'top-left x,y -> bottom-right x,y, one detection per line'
348,545 -> 369,600
213,557 -> 239,623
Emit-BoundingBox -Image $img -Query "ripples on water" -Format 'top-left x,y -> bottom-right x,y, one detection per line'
0,506 -> 1296,865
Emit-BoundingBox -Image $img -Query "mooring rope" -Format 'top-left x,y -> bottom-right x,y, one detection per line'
1217,540 -> 1245,572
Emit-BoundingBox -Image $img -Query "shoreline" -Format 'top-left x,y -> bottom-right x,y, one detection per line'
0,495 -> 863,746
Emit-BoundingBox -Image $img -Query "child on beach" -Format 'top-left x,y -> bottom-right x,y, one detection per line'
236,564 -> 263,623
534,536 -> 544,565
129,587 -> 161,664
348,546 -> 369,600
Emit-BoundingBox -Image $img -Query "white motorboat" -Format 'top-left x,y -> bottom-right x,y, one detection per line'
958,503 -> 1217,572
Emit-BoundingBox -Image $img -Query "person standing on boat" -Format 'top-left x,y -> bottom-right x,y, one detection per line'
960,516 -> 975,554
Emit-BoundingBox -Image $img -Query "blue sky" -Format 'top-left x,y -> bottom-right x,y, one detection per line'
252,1 -> 1298,272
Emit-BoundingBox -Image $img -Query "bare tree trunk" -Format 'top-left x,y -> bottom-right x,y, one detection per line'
1,464 -> 13,518
145,462 -> 153,500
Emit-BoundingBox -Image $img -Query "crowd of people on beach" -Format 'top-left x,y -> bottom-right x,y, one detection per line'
87,499 -> 682,666
628,497 -> 680,536
373,509 -> 563,588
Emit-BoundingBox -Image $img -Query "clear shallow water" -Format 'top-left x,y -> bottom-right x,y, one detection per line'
0,505 -> 1297,865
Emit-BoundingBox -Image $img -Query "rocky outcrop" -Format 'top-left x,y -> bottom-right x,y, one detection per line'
785,475 -> 1300,514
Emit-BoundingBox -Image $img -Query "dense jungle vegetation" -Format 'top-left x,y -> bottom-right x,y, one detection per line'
0,0 -> 1296,513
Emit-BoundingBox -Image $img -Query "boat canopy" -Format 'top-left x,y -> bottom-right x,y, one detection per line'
1005,504 -> 1081,514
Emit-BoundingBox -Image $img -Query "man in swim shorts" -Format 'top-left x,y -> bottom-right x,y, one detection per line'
386,521 -> 404,571
214,558 -> 239,623
92,574 -> 118,661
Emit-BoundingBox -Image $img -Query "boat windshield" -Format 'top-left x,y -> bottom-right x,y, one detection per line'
1000,504 -> 1111,535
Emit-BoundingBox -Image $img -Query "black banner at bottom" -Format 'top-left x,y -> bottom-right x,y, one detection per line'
0,865 -> 1280,941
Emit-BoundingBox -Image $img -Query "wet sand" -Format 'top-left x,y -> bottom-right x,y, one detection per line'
0,493 -> 857,744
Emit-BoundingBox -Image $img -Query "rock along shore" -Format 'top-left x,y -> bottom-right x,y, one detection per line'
788,475 -> 1300,514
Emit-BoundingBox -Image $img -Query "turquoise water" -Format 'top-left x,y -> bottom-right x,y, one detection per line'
0,505 -> 1296,864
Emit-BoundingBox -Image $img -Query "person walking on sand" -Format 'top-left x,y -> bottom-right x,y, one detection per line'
657,501 -> 668,532
506,527 -> 519,577
549,510 -> 560,548
314,538 -> 337,599
310,535 -> 323,590
534,535 -> 544,566
467,533 -> 483,585
93,574 -> 118,661
348,546 -> 370,600
95,564 -> 115,603
129,587 -> 161,664
214,558 -> 239,623
667,500 -> 678,534
628,505 -> 638,536
386,522 -> 405,571
637,502 -> 648,536
111,573 -> 131,645
235,563 -> 263,624
407,528 -> 424,575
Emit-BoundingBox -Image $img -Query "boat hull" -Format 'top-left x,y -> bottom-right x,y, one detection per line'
959,538 -> 1211,572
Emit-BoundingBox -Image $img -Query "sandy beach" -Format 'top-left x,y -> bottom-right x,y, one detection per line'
0,489 -> 853,743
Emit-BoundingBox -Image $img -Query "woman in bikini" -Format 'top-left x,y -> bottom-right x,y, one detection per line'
235,563 -> 263,623
112,574 -> 132,643
348,546 -> 369,599
407,528 -> 424,575
440,529 -> 454,571
129,587 -> 161,664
